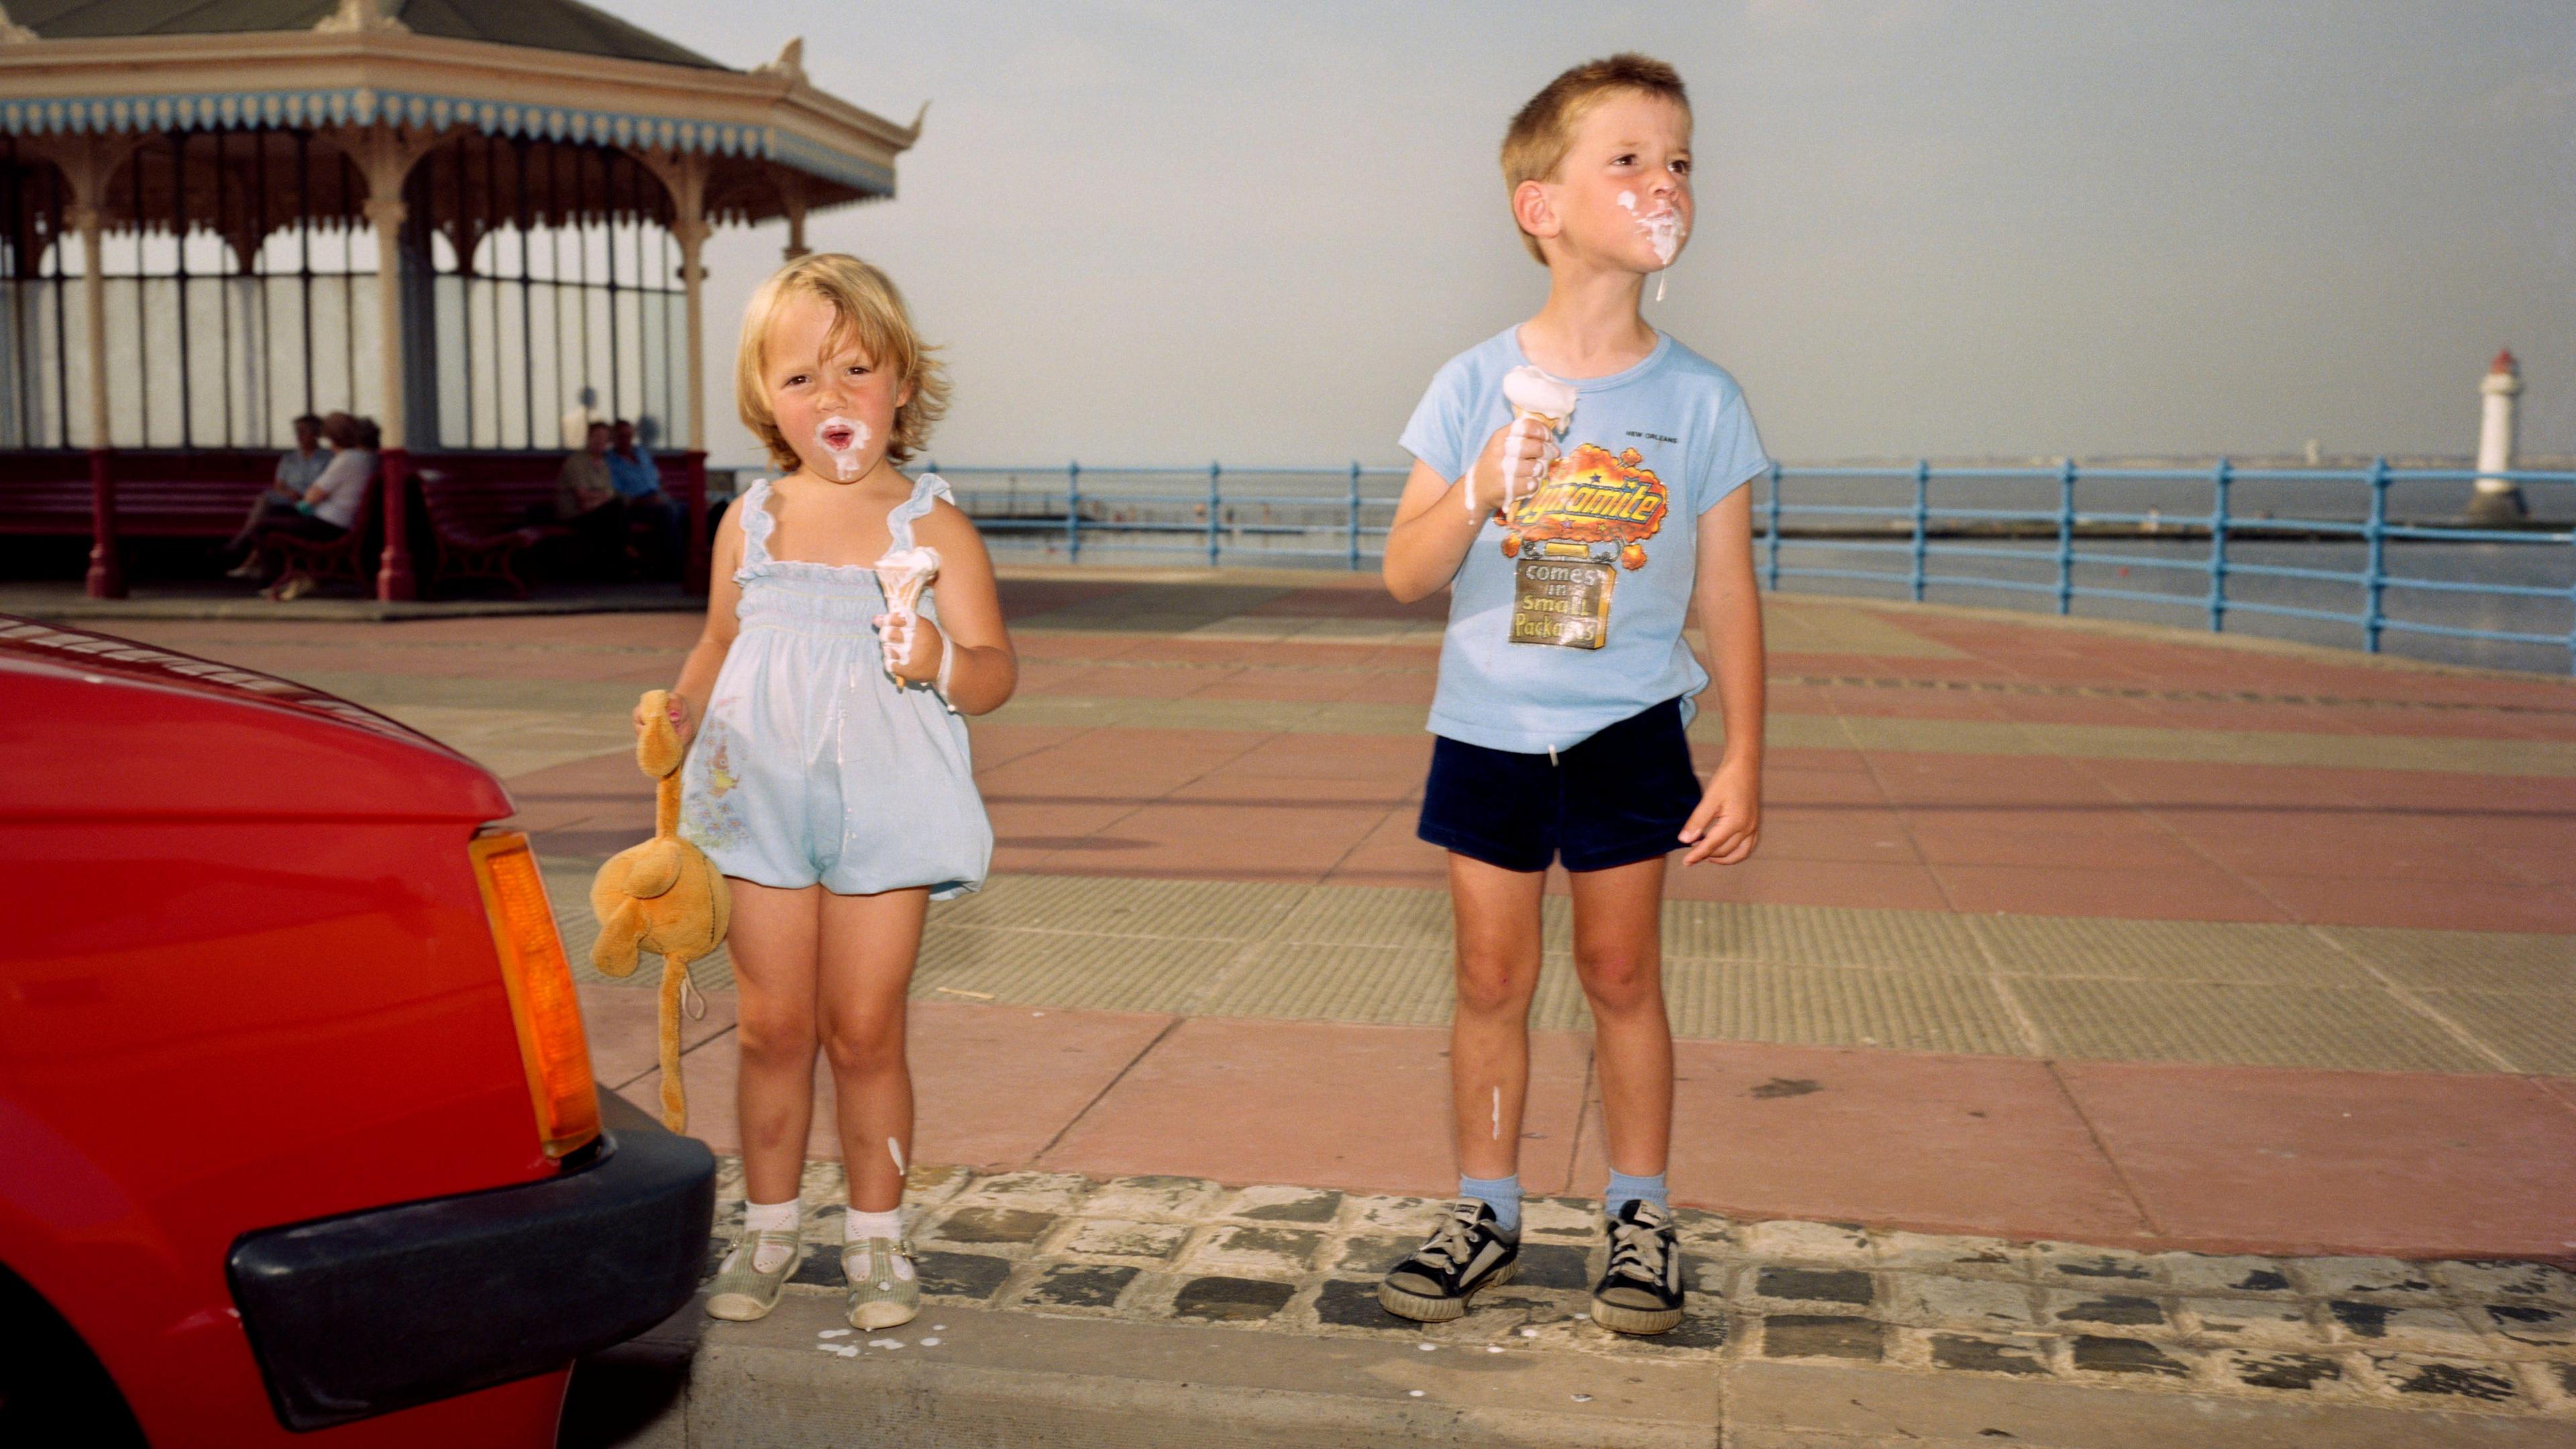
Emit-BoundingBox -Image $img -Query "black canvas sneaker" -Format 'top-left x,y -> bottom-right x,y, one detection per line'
1378,1199 -> 1520,1322
1591,1198 -> 1685,1334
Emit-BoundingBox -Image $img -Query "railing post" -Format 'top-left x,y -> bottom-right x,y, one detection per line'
1208,461 -> 1222,566
2206,458 -> 2231,633
1764,460 -> 1783,591
2363,456 -> 2389,653
1348,461 -> 1363,570
2055,458 -> 2077,614
1909,458 -> 1930,602
1066,459 -> 1082,561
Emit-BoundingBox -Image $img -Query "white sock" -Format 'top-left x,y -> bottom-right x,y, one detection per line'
743,1197 -> 800,1273
844,1208 -> 904,1244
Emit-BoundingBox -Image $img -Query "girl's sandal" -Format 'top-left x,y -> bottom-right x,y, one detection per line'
843,1236 -> 920,1330
704,1228 -> 804,1321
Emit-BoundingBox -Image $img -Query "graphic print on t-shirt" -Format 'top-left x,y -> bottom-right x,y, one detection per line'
1499,443 -> 1669,650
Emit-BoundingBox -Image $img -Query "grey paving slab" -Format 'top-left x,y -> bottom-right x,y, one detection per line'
1658,960 -> 2031,1056
2007,978 -> 2498,1072
1971,914 -> 2373,986
2412,992 -> 2576,1075
1662,900 -> 1990,973
2325,928 -> 2576,994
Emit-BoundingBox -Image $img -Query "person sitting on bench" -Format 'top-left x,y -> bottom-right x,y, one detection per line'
557,419 -> 629,580
246,414 -> 377,601
223,413 -> 334,578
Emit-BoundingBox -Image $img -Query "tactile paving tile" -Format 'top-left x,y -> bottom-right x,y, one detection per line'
1655,961 -> 2029,1055
1970,915 -> 2371,986
1272,885 -> 1575,953
932,873 -> 1305,941
2410,991 -> 2576,1075
1189,942 -> 1456,1026
911,926 -> 1246,1014
1661,900 -> 1989,972
2321,927 -> 2576,994
1012,584 -> 1297,634
2008,979 -> 2494,1071
1764,602 -> 1967,658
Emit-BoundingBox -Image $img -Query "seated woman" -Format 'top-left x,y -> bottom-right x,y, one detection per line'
246,415 -> 378,601
223,412 -> 333,578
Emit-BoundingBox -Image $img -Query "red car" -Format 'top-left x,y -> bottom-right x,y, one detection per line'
0,616 -> 713,1446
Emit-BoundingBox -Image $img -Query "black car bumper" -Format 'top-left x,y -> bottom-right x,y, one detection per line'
227,1093 -> 715,1432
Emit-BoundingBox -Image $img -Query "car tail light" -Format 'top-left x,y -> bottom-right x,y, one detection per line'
467,832 -> 602,1159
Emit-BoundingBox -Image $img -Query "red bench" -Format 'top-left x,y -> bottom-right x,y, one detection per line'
413,455 -> 574,600
2,448 -> 710,598
0,450 -> 278,539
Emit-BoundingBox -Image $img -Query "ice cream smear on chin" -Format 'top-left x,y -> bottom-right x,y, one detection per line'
873,545 -> 941,671
1483,366 -> 1578,515
1617,191 -> 1686,299
816,415 -> 869,481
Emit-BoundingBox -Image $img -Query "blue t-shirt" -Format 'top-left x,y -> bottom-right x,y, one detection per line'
608,447 -> 661,500
1399,327 -> 1770,754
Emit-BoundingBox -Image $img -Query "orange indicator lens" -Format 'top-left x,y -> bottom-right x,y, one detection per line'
468,832 -> 601,1159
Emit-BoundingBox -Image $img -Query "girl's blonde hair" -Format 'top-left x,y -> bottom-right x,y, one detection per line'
735,252 -> 951,472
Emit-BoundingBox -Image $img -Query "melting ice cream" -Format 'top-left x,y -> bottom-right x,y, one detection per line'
1477,365 -> 1578,517
817,415 -> 869,482
873,545 -> 941,674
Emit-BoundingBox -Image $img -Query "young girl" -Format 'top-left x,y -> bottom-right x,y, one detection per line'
651,252 -> 1015,1330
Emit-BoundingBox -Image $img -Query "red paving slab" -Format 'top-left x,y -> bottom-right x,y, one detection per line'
1033,1016 -> 1594,1198
625,998 -> 1175,1168
2053,1059 -> 2576,1259
1566,1040 -> 2155,1245
610,996 -> 2576,1258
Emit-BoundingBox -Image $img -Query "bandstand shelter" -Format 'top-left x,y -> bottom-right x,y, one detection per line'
0,0 -> 916,597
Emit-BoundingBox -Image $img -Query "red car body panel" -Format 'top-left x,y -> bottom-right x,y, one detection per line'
0,619 -> 569,1446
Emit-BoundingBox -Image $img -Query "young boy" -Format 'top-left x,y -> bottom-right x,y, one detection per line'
1376,54 -> 1766,1336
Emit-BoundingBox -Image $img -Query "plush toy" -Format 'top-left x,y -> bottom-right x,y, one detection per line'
590,689 -> 731,1132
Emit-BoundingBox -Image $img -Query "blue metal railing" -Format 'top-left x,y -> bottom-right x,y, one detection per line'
925,459 -> 2576,674
1758,461 -> 2576,672
931,462 -> 1411,570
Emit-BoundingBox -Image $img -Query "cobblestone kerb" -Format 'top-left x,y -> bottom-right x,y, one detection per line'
710,1158 -> 2576,1418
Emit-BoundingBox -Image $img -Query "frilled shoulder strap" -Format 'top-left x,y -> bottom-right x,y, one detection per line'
885,471 -> 956,553
734,478 -> 777,568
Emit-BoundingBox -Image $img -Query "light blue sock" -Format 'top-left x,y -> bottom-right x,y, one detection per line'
1458,1173 -> 1521,1235
1605,1169 -> 1668,1220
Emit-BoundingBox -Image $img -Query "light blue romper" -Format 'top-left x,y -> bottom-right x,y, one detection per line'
678,473 -> 992,899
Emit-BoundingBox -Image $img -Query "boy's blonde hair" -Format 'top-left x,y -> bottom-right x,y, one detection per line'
1502,54 -> 1690,264
735,252 -> 951,472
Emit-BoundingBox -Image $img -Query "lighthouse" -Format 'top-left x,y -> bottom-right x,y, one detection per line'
2469,349 -> 2525,524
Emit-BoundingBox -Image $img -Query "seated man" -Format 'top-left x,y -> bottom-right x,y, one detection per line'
223,413 -> 333,578
246,414 -> 378,600
608,418 -> 686,576
556,419 -> 627,578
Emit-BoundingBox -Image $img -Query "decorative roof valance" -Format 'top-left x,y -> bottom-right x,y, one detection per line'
0,4 -> 916,217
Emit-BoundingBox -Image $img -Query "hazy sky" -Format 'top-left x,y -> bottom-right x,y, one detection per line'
619,0 -> 2575,470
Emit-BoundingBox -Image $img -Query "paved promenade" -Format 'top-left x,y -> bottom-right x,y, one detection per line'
66,569 -> 2576,1435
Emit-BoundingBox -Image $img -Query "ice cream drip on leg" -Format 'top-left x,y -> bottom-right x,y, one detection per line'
816,416 -> 870,482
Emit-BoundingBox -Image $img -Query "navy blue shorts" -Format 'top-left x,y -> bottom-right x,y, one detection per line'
1417,697 -> 1703,874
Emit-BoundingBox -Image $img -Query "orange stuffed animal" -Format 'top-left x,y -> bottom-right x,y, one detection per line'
590,689 -> 731,1131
